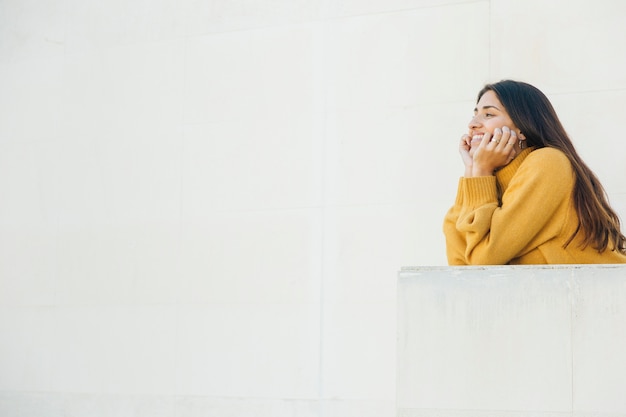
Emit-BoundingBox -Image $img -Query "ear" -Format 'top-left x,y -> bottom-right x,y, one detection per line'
518,131 -> 526,140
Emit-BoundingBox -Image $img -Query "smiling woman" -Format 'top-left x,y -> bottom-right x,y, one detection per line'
443,80 -> 626,265
462,91 -> 526,177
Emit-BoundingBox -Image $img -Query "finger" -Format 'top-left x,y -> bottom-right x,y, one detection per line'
489,128 -> 502,147
480,132 -> 492,148
460,135 -> 471,152
504,129 -> 517,150
498,126 -> 511,149
497,127 -> 513,151
504,130 -> 517,161
495,126 -> 511,151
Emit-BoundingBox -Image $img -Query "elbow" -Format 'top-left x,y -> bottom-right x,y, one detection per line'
464,251 -> 509,266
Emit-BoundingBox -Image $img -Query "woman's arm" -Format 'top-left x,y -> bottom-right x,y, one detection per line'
443,180 -> 469,265
456,148 -> 574,264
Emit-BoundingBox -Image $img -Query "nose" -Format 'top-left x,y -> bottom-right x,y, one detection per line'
468,115 -> 481,130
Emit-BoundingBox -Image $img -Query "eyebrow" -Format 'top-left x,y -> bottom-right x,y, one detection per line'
474,105 -> 501,113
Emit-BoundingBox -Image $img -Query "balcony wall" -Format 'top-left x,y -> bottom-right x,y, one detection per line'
397,265 -> 626,417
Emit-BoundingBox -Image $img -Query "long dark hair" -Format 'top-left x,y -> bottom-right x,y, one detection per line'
478,80 -> 626,253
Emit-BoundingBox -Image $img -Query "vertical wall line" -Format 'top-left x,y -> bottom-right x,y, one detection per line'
312,10 -> 331,416
174,25 -> 190,400
488,0 -> 493,80
318,109 -> 327,411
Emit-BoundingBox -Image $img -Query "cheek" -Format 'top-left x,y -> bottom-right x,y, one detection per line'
484,120 -> 501,133
484,118 -> 509,133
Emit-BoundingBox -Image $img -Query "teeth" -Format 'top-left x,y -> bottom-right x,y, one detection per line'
472,135 -> 483,141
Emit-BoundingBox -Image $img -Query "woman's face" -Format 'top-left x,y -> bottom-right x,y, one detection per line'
467,90 -> 521,154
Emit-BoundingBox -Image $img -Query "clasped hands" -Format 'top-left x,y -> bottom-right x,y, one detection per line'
460,126 -> 518,177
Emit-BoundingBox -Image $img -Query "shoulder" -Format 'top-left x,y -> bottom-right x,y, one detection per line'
524,147 -> 573,173
506,147 -> 575,199
525,147 -> 570,166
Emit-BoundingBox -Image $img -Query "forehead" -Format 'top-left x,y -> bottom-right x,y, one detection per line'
476,90 -> 503,108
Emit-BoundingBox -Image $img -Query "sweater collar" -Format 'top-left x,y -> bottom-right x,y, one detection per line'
495,147 -> 535,190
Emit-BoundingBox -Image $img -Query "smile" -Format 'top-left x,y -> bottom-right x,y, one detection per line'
471,134 -> 484,145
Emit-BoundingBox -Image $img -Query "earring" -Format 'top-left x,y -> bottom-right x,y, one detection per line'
519,132 -> 526,149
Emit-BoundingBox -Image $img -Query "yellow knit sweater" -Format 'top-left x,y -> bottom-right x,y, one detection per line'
443,147 -> 626,265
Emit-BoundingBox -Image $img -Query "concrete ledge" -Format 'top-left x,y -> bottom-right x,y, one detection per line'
0,392 -> 394,417
397,265 -> 626,417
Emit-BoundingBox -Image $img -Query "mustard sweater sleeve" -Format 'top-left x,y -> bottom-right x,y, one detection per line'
443,180 -> 470,265
448,148 -> 574,265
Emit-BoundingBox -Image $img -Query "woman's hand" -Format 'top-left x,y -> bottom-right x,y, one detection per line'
459,134 -> 474,177
471,126 -> 518,177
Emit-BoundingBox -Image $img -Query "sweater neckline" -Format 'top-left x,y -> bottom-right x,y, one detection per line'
495,147 -> 536,190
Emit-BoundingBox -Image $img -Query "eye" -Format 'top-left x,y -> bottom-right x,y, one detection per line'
485,113 -> 494,118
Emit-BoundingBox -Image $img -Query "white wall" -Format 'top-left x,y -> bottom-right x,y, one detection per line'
0,0 -> 625,416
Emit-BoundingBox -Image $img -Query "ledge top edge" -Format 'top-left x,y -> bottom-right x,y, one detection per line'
400,264 -> 626,273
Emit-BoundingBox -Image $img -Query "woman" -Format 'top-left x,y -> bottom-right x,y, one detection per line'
444,80 -> 626,265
